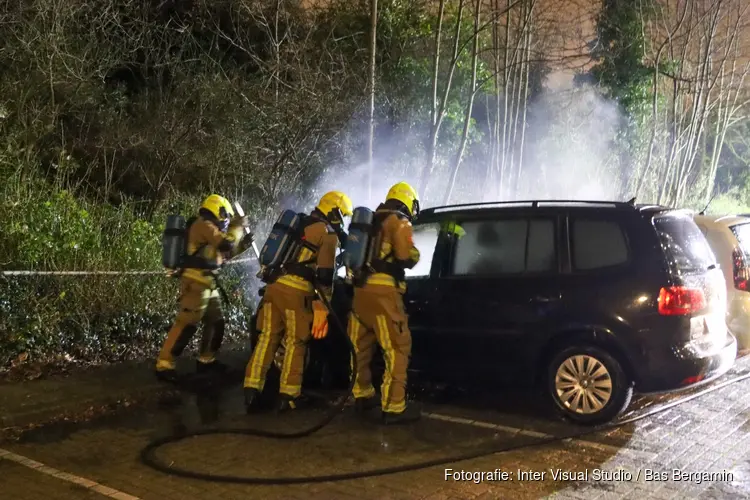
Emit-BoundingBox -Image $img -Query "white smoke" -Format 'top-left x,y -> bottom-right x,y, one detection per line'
308,77 -> 628,211
518,82 -> 626,202
242,76 -> 628,293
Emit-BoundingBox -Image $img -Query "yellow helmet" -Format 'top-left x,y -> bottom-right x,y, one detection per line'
316,191 -> 353,224
386,182 -> 420,218
200,194 -> 234,228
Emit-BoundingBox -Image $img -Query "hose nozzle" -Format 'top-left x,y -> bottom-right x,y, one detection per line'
234,202 -> 261,259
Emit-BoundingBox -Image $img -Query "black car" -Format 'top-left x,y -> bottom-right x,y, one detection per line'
258,200 -> 738,425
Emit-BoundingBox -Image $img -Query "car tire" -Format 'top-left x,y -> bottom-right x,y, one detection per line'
547,344 -> 633,426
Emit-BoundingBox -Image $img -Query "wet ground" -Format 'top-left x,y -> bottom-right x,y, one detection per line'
3,356 -> 750,499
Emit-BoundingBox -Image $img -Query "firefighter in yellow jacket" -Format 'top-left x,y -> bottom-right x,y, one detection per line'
349,182 -> 421,425
155,194 -> 254,382
244,191 -> 353,412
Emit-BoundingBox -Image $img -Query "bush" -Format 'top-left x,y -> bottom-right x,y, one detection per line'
704,192 -> 750,217
0,169 -> 260,369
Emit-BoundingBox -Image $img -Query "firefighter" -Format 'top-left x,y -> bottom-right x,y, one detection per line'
349,182 -> 422,425
243,191 -> 353,412
155,194 -> 254,382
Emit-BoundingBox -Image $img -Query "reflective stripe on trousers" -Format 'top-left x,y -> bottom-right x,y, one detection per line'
349,286 -> 411,413
157,279 -> 224,371
244,283 -> 313,398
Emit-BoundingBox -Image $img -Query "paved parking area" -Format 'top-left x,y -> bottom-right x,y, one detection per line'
2,358 -> 750,499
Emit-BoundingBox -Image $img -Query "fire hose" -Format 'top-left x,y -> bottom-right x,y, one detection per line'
139,294 -> 750,484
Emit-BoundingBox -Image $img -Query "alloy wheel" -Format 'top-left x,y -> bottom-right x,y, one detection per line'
554,354 -> 613,414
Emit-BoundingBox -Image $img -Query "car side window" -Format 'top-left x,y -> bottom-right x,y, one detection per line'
404,222 -> 441,278
571,219 -> 629,270
527,219 -> 556,272
450,218 -> 556,276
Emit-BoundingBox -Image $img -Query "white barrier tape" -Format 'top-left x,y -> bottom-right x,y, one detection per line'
227,256 -> 256,264
0,255 -> 257,276
1,270 -> 164,276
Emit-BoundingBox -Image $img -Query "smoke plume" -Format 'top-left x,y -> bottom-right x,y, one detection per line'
309,79 -> 627,212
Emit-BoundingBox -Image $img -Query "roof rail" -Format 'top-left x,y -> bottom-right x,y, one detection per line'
423,199 -> 633,215
636,204 -> 664,211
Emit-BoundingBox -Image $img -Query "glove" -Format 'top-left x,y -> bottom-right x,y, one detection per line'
229,215 -> 249,230
311,301 -> 329,339
226,225 -> 244,246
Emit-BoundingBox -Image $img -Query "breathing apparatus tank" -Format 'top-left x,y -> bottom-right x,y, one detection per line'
162,214 -> 187,270
256,209 -> 305,282
343,206 -> 375,281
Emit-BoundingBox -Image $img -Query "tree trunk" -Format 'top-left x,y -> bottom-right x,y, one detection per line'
419,0 -> 465,200
424,0 -> 446,200
443,0 -> 482,204
274,0 -> 282,105
367,0 -> 378,204
499,0 -> 512,199
515,0 -> 533,195
490,0 -> 503,200
636,45 -> 665,200
703,3 -> 750,205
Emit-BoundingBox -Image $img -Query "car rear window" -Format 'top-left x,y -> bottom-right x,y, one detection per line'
653,214 -> 716,273
730,223 -> 750,257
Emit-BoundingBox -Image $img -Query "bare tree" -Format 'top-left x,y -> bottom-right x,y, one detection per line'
635,0 -> 689,199
367,0 -> 378,203
443,0 -> 481,204
418,0 -> 523,201
702,1 -> 750,204
419,0 -> 465,199
650,0 -> 750,206
488,0 -> 536,200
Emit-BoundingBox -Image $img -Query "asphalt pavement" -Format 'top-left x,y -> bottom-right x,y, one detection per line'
2,350 -> 750,499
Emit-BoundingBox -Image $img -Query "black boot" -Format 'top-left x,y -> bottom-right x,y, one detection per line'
354,396 -> 379,414
276,394 -> 308,413
244,388 -> 261,414
382,404 -> 421,425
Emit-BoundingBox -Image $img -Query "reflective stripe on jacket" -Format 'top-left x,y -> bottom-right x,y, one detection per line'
182,217 -> 242,287
276,216 -> 339,300
366,210 -> 420,292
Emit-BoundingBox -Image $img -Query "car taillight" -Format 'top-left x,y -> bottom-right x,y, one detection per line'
658,286 -> 706,316
733,248 -> 750,291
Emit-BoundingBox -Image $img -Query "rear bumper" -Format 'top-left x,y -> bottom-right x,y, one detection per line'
635,333 -> 737,394
728,293 -> 750,350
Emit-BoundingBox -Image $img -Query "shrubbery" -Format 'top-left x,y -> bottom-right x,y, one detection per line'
0,167 -> 260,369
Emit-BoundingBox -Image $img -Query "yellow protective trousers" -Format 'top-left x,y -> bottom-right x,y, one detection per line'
156,278 -> 224,371
244,282 -> 314,398
348,284 -> 412,414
